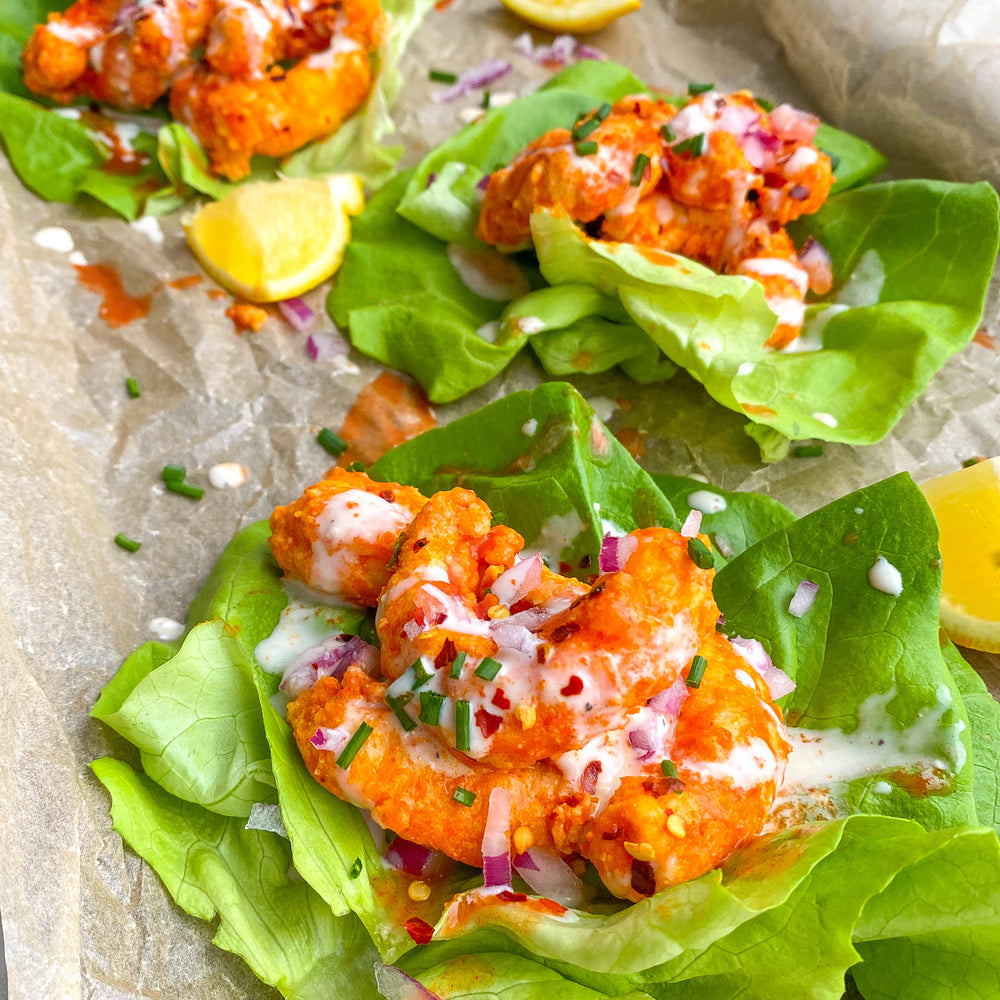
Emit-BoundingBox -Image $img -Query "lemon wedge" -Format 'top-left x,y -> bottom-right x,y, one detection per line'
919,457 -> 1000,653
182,174 -> 365,302
501,0 -> 640,33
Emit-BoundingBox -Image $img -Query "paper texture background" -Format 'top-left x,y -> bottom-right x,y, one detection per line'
0,1 -> 998,997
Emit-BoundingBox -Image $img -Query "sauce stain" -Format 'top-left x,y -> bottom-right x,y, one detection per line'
73,263 -> 153,327
741,403 -> 777,419
167,274 -> 204,290
81,110 -> 151,176
973,325 -> 996,349
615,427 -> 647,460
338,372 -> 437,467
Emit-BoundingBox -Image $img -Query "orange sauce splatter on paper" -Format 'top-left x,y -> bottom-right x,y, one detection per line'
73,263 -> 153,327
615,427 -> 647,460
337,372 -> 437,467
973,325 -> 996,349
167,274 -> 204,291
226,302 -> 269,333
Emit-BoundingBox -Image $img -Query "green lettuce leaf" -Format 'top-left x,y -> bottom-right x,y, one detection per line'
91,385 -> 1000,1000
91,757 -> 384,1000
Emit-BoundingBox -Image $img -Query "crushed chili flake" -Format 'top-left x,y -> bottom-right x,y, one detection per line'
491,688 -> 511,710
497,890 -> 528,903
403,917 -> 435,944
614,427 -> 647,460
226,303 -> 268,333
560,675 -> 584,697
630,858 -> 656,896
475,707 -> 503,737
581,759 -> 602,794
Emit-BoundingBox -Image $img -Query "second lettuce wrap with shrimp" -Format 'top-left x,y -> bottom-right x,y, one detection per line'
328,60 -> 999,459
90,382 -> 1000,1000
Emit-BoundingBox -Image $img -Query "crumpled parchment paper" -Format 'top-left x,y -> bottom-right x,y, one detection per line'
1,1 -> 998,997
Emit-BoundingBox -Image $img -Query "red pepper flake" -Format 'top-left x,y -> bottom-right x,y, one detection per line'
534,897 -> 568,915
403,917 -> 434,944
226,303 -> 268,333
491,688 -> 511,710
581,759 -> 602,794
560,675 -> 584,697
559,561 -> 573,575
614,427 -> 647,460
497,890 -> 528,903
475,707 -> 503,737
630,859 -> 656,896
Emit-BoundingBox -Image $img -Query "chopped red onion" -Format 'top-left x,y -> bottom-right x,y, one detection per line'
648,673 -> 689,716
502,604 -> 555,631
575,43 -> 607,61
680,509 -> 703,538
373,963 -> 444,1000
598,532 -> 638,573
769,103 -> 819,144
788,579 -> 819,617
277,296 -> 316,332
491,553 -> 543,607
512,848 -> 588,907
310,725 -> 349,752
627,711 -> 673,761
798,236 -> 833,295
306,329 -> 349,362
432,58 -> 512,103
481,787 -> 511,887
512,31 -> 605,66
730,636 -> 796,699
280,634 -> 378,696
476,172 -> 492,191
790,184 -> 811,200
384,836 -> 435,876
488,619 -> 537,655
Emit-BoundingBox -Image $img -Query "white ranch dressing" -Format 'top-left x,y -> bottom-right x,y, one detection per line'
836,249 -> 885,307
686,489 -> 727,514
254,592 -> 359,676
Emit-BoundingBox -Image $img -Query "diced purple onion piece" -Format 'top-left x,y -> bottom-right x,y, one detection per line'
790,185 -> 811,200
432,58 -> 512,103
627,711 -> 674,762
384,836 -> 434,877
680,509 -> 703,538
477,172 -> 492,191
512,848 -> 587,907
798,236 -> 833,295
575,43 -> 607,61
730,635 -> 796,699
373,962 -> 444,1000
277,296 -> 316,332
306,329 -> 349,362
647,673 -> 689,716
598,532 -> 638,573
310,725 -> 348,752
491,553 -> 543,607
788,580 -> 819,618
281,634 -> 377,695
483,852 -> 512,888
488,619 -> 536,655
481,787 -> 511,886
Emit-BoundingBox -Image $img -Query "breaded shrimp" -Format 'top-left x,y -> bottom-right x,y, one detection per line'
288,665 -> 577,866
268,468 -> 426,606
477,89 -> 834,348
561,632 -> 789,901
377,489 -> 721,768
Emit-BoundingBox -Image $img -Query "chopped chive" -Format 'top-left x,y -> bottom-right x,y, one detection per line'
686,654 -> 708,688
165,480 -> 204,500
455,699 -> 471,752
630,152 -> 650,186
419,691 -> 446,726
474,656 -> 502,681
114,533 -> 141,553
336,721 -> 373,769
757,97 -> 774,112
452,786 -> 476,807
686,537 -> 714,569
348,857 -> 363,879
347,461 -> 366,473
574,140 -> 599,156
410,659 -> 433,690
386,693 -> 418,732
449,651 -> 467,679
490,511 -> 507,526
687,81 -> 714,95
962,457 -> 984,468
793,444 -> 824,458
659,123 -> 676,142
595,102 -> 612,121
429,68 -> 458,83
673,133 -> 706,157
161,464 -> 186,484
317,427 -> 347,457
481,89 -> 491,109
389,533 -> 405,567
827,151 -> 841,171
660,759 -> 679,779
125,377 -> 140,398
571,115 -> 601,141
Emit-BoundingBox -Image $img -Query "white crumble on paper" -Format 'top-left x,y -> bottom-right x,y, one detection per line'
130,216 -> 164,245
209,462 -> 249,489
33,227 -> 74,253
868,556 -> 903,597
149,616 -> 184,641
68,251 -> 88,266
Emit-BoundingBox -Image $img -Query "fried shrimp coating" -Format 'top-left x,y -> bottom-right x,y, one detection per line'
268,467 -> 426,606
476,90 -> 834,348
22,0 -> 384,179
288,666 -> 575,866
376,490 -> 720,769
563,632 -> 789,901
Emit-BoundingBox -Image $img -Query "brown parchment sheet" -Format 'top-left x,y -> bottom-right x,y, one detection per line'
1,1 -> 999,997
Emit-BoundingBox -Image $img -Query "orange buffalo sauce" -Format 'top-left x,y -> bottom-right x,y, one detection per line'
73,262 -> 153,327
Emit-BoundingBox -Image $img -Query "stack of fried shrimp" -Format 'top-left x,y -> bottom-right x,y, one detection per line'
270,468 -> 790,902
22,0 -> 384,179
476,91 -> 835,349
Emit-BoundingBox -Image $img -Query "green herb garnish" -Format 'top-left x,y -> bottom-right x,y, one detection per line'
125,377 -> 140,399
419,691 -> 446,726
574,140 -> 599,156
687,537 -> 714,569
455,699 -> 471,752
688,82 -> 714,95
336,722 -> 373,769
794,444 -> 825,458
474,657 -> 502,681
452,786 -> 476,806
686,654 -> 708,688
673,133 -> 706,157
449,651 -> 467,679
114,533 -> 141,553
630,152 -> 650,186
317,427 -> 347,457
429,69 -> 458,84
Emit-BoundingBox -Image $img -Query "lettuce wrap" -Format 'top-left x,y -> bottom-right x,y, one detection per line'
0,0 -> 435,218
91,382 -> 1000,1000
327,61 -> 1000,459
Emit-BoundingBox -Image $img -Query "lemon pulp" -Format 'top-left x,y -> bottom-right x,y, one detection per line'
919,457 -> 1000,652
182,174 -> 365,303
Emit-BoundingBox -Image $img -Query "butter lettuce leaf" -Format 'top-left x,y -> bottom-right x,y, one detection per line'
92,385 -> 1000,1000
